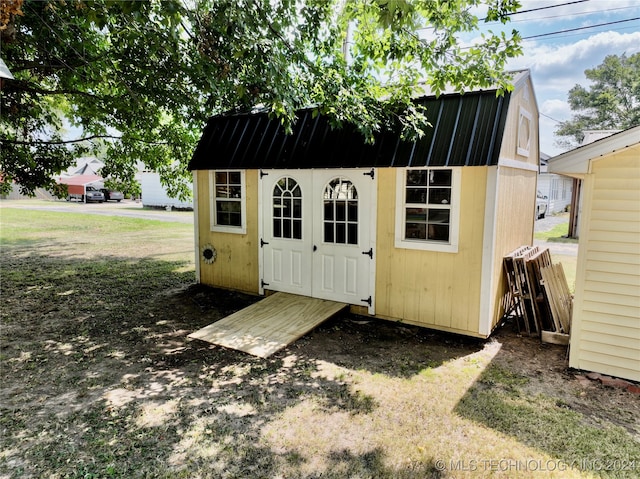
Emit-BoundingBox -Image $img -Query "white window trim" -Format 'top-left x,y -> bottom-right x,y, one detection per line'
394,167 -> 461,253
209,170 -> 247,234
517,107 -> 532,158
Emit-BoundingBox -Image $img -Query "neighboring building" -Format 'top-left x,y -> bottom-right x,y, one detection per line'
57,174 -> 104,201
538,152 -> 573,214
566,130 -> 621,238
61,157 -> 104,177
549,125 -> 640,382
188,70 -> 540,339
139,171 -> 193,210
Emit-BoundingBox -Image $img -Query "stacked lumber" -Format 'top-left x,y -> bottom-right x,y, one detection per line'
503,246 -> 572,343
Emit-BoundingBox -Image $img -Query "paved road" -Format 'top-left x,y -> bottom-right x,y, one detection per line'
0,198 -> 194,224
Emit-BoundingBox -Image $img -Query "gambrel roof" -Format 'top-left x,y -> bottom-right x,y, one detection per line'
189,88 -> 512,171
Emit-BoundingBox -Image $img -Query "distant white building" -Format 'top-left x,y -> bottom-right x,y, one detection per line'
61,157 -> 104,177
139,171 -> 193,210
538,152 -> 573,214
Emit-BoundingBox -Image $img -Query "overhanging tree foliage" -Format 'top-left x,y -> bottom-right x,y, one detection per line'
1,0 -> 522,198
555,52 -> 640,148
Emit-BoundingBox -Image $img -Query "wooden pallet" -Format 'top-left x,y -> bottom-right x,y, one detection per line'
503,246 -> 572,338
540,263 -> 572,334
503,246 -> 536,334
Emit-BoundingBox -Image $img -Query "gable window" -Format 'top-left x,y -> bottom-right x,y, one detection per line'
395,167 -> 460,253
210,170 -> 246,234
517,107 -> 532,157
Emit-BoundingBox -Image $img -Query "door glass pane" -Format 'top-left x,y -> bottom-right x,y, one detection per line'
324,222 -> 334,242
293,220 -> 302,239
273,177 -> 302,239
323,178 -> 358,244
347,223 -> 358,245
347,201 -> 358,221
336,223 -> 346,244
324,201 -> 334,220
335,202 -> 346,221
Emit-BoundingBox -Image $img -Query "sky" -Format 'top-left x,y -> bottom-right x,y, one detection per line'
467,0 -> 640,156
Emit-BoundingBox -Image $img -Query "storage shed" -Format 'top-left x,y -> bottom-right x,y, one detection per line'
188,70 -> 540,338
549,125 -> 640,382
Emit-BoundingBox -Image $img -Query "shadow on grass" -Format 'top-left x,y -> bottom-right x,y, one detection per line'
1,250 -> 467,478
453,334 -> 640,479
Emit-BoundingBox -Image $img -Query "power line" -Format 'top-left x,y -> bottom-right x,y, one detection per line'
521,16 -> 640,40
541,112 -> 562,124
482,0 -> 590,21
507,5 -> 636,24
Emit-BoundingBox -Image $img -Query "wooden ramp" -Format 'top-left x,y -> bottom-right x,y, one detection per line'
188,292 -> 347,358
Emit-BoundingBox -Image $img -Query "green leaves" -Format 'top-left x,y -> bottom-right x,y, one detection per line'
1,0 -> 522,196
555,53 -> 640,146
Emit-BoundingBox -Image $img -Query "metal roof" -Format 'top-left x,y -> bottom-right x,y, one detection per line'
57,174 -> 103,186
189,90 -> 511,171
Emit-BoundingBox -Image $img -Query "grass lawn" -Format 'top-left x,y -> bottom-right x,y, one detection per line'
1,207 -> 638,478
534,222 -> 579,244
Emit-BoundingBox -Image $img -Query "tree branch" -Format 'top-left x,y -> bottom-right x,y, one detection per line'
9,81 -> 102,99
1,135 -> 168,146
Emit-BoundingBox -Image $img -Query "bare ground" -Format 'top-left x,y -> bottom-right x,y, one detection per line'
1,206 -> 638,478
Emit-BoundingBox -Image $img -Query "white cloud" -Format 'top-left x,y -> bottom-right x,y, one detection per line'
510,30 -> 640,155
541,99 -> 571,117
512,31 -> 640,92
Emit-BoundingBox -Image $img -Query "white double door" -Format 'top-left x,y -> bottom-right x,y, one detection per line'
260,169 -> 375,310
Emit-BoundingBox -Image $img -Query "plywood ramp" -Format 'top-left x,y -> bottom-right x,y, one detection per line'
188,292 -> 347,358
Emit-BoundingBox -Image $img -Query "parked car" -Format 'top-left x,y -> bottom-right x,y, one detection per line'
68,185 -> 105,203
101,188 -> 124,202
536,190 -> 548,219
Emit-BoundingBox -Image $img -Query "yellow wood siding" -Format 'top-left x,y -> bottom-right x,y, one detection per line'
374,167 -> 487,336
195,170 -> 260,294
569,151 -> 640,382
500,77 -> 539,165
490,166 -> 537,327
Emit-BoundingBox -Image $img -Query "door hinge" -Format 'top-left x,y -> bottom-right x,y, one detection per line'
363,168 -> 374,179
261,279 -> 269,288
361,296 -> 372,306
260,238 -> 269,247
260,169 -> 269,179
362,247 -> 373,259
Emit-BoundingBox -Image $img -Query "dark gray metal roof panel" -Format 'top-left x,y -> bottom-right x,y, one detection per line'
189,90 -> 511,171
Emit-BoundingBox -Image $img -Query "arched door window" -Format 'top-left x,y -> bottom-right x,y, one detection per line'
273,177 -> 302,239
323,177 -> 358,245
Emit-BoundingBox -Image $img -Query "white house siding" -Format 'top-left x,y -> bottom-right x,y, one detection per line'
537,172 -> 572,214
569,152 -> 640,382
139,171 -> 193,210
547,175 -> 573,213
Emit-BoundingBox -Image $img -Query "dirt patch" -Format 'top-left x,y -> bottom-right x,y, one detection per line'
1,208 -> 639,478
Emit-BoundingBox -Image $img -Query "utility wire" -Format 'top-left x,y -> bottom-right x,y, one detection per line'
506,5 -> 635,24
521,16 -> 640,40
541,112 -> 562,124
481,0 -> 590,21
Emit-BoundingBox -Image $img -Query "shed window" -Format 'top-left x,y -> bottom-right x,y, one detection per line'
517,107 -> 532,157
210,170 -> 246,234
395,168 -> 460,253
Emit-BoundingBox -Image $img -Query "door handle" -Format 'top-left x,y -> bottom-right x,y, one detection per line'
313,245 -> 317,252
